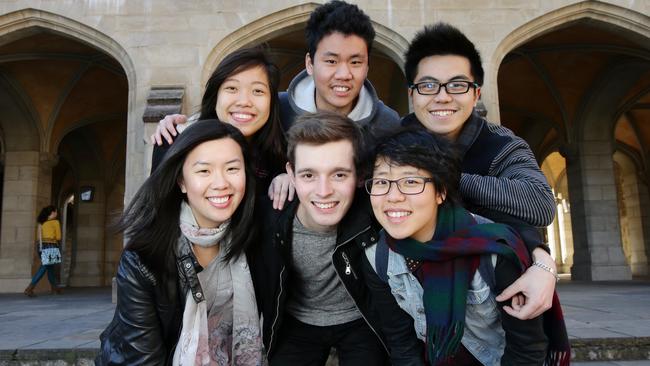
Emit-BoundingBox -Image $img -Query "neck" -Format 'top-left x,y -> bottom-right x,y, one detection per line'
192,243 -> 220,268
296,204 -> 337,233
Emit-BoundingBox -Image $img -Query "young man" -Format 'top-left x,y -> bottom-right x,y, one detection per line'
248,112 -> 423,366
402,23 -> 559,319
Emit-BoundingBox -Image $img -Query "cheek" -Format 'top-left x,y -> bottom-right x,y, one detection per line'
256,96 -> 271,120
215,95 -> 229,121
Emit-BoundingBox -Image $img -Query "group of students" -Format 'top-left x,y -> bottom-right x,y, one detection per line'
97,1 -> 570,365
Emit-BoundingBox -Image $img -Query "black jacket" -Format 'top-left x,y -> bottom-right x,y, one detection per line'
247,194 -> 424,365
96,239 -> 204,365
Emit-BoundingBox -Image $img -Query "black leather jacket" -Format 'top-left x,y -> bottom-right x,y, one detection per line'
96,238 -> 204,365
248,194 -> 424,365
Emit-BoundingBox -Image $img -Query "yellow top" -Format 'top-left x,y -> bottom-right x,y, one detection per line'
40,219 -> 61,242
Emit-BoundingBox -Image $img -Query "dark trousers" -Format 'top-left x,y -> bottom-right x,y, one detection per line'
270,315 -> 386,366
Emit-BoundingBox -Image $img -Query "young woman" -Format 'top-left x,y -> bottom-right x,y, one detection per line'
24,205 -> 62,297
97,120 -> 263,365
151,47 -> 286,192
363,129 -> 570,365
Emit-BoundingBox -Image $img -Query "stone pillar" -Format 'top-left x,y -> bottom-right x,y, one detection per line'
634,177 -> 650,277
0,151 -> 56,292
564,141 -> 632,281
68,180 -> 105,287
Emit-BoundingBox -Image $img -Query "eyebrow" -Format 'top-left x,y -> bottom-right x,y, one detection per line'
415,75 -> 472,83
296,167 -> 354,174
191,158 -> 241,167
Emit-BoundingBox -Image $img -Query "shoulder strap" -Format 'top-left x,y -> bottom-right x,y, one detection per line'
278,92 -> 293,132
375,237 -> 389,283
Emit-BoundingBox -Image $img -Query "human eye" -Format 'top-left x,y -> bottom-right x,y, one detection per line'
300,173 -> 314,181
226,166 -> 241,174
419,82 -> 439,93
333,172 -> 348,181
446,81 -> 469,93
324,58 -> 337,65
222,84 -> 237,93
252,88 -> 267,96
402,177 -> 423,187
373,178 -> 389,187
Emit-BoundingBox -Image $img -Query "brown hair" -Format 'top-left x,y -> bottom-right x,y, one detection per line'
286,111 -> 364,170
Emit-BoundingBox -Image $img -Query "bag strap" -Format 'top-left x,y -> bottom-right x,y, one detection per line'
375,236 -> 390,283
38,224 -> 43,252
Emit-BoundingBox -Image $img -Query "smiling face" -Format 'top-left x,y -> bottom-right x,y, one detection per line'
179,138 -> 246,228
370,158 -> 444,242
306,32 -> 369,116
215,66 -> 271,138
410,55 -> 481,142
287,140 -> 357,232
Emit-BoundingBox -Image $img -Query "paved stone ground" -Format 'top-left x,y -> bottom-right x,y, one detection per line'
0,280 -> 649,364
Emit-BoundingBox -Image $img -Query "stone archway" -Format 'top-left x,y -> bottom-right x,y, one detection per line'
495,2 -> 650,280
0,9 -> 131,291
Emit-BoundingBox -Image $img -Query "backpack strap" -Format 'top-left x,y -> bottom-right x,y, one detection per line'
374,236 -> 390,283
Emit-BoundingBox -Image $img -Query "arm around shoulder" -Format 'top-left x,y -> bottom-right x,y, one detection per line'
96,250 -> 167,366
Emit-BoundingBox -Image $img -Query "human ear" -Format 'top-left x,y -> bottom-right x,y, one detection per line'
305,53 -> 313,75
285,162 -> 296,185
178,178 -> 187,193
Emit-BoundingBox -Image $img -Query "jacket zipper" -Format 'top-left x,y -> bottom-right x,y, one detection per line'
332,225 -> 389,353
267,265 -> 285,358
341,252 -> 358,279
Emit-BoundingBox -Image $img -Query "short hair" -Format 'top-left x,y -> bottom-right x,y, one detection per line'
305,0 -> 375,59
200,47 -> 285,164
286,111 -> 364,172
404,22 -> 484,86
372,127 -> 462,204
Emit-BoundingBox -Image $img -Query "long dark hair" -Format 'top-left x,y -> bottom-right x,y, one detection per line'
200,47 -> 285,168
117,120 -> 257,279
37,205 -> 57,224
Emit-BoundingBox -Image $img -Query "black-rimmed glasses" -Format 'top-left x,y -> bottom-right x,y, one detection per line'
364,177 -> 434,196
409,80 -> 479,95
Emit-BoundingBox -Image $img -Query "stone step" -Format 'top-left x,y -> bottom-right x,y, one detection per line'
2,337 -> 649,365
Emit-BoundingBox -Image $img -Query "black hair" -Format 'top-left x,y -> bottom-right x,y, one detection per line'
404,22 -> 484,86
37,205 -> 57,224
306,0 -> 375,59
117,120 -> 257,279
200,47 -> 285,168
372,127 -> 462,204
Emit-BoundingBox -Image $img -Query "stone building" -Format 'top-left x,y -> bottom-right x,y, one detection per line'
0,0 -> 648,292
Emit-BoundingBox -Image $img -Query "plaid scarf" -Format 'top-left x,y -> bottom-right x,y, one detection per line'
385,203 -> 570,365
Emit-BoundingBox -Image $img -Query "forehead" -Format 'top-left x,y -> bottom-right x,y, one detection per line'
294,140 -> 355,172
224,65 -> 268,83
184,138 -> 243,165
315,32 -> 368,55
414,54 -> 473,81
373,158 -> 428,176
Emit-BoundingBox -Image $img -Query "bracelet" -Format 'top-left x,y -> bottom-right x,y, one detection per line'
532,261 -> 560,282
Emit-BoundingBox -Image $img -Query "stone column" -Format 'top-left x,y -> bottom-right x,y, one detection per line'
0,151 -> 56,292
634,177 -> 650,277
564,141 -> 632,281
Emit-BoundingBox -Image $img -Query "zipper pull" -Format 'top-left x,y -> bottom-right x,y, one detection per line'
345,263 -> 352,275
341,252 -> 357,279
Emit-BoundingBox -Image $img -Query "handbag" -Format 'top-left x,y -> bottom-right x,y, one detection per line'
38,224 -> 61,265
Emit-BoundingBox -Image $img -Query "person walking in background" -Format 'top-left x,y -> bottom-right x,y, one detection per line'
24,205 -> 62,297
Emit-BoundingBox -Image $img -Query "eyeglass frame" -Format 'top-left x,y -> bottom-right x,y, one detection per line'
409,80 -> 480,95
364,177 -> 434,196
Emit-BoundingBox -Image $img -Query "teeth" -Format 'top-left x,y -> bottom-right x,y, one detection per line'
333,86 -> 350,92
387,211 -> 410,218
431,110 -> 454,117
314,202 -> 336,209
232,113 -> 253,119
208,196 -> 229,204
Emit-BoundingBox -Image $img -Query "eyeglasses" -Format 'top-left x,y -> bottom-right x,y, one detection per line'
409,80 -> 479,95
365,177 -> 434,196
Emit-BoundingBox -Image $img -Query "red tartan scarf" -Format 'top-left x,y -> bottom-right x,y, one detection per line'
385,203 -> 570,365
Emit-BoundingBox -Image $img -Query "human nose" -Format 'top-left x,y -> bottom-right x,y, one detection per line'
386,181 -> 405,202
210,172 -> 230,190
434,86 -> 453,103
334,63 -> 352,80
235,90 -> 253,106
316,177 -> 333,196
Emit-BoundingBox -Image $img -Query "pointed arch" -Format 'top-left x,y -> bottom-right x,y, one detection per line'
201,3 -> 410,86
490,0 -> 650,121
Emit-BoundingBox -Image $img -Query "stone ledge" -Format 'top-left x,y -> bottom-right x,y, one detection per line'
571,337 -> 650,362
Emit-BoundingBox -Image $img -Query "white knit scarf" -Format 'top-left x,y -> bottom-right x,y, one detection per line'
173,201 -> 263,365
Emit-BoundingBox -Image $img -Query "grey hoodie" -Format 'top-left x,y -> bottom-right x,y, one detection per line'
279,70 -> 400,145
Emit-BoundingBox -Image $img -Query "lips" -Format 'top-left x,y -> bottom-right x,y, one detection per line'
332,85 -> 352,97
230,112 -> 256,123
207,195 -> 231,208
384,209 -> 411,223
429,109 -> 456,117
313,201 -> 338,210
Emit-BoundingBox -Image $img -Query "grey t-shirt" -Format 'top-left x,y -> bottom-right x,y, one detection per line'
285,217 -> 361,326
